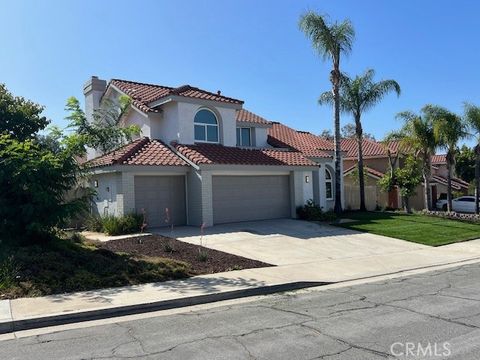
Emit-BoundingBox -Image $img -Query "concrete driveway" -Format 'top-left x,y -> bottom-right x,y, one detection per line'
155,219 -> 427,266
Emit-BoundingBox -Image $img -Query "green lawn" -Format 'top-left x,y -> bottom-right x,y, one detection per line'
339,211 -> 480,246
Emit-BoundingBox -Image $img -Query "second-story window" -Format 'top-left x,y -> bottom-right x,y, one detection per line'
194,109 -> 219,143
236,127 -> 251,147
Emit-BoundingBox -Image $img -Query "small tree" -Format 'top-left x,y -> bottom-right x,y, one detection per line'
395,155 -> 422,213
341,123 -> 376,140
378,154 -> 421,213
319,129 -> 333,139
65,96 -> 139,156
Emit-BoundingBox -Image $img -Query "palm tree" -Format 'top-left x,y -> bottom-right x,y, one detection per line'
319,69 -> 400,211
429,106 -> 468,212
396,109 -> 437,210
464,103 -> 480,214
299,12 -> 355,215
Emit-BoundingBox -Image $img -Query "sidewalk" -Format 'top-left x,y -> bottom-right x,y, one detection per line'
2,239 -> 480,334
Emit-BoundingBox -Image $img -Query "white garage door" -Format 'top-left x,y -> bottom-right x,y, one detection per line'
212,175 -> 291,224
134,176 -> 186,227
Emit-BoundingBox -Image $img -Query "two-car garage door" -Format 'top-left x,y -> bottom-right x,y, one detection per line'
134,175 -> 291,227
212,175 -> 291,224
134,176 -> 186,227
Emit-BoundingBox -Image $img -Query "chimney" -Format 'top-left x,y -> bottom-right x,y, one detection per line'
83,76 -> 107,123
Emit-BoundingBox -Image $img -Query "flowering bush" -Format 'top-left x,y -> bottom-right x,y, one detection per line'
422,210 -> 480,223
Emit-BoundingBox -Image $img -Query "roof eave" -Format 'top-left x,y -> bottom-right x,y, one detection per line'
149,95 -> 243,110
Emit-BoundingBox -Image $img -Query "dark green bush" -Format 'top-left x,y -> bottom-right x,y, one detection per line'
297,200 -> 336,222
100,213 -> 143,236
0,135 -> 88,244
85,215 -> 103,232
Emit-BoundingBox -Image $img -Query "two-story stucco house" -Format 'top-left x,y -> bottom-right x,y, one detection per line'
85,76 -> 339,227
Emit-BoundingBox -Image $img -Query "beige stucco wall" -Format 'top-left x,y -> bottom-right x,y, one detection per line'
344,174 -> 388,211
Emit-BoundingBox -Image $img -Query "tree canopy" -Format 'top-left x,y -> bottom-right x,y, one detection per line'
0,84 -> 49,141
299,12 -> 355,65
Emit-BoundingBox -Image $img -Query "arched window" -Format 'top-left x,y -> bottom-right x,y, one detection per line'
194,109 -> 219,143
325,168 -> 333,200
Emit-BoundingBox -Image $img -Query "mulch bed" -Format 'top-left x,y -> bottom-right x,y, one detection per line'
99,235 -> 273,275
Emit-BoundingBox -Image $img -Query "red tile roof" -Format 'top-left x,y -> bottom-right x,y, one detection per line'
174,143 -> 316,166
267,122 -> 333,158
431,154 -> 447,164
343,164 -> 385,179
110,79 -> 243,113
235,109 -> 271,125
267,122 -> 397,159
431,175 -> 469,190
88,137 -> 188,167
341,138 -> 389,159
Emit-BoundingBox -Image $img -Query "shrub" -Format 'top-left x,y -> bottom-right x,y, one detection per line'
163,239 -> 175,253
85,213 -> 143,235
101,213 -> 143,236
197,248 -> 209,262
296,200 -> 337,222
0,256 -> 19,290
70,232 -> 86,244
85,215 -> 103,232
0,135 -> 88,244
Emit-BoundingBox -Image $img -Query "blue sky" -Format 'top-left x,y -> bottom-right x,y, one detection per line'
1,0 -> 480,145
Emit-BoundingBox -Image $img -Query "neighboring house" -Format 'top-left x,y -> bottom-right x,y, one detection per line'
342,140 -> 469,211
85,76 -> 336,227
430,154 -> 470,203
342,138 -> 394,210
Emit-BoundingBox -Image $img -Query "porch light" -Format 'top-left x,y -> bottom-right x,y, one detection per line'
305,175 -> 310,183
94,180 -> 98,188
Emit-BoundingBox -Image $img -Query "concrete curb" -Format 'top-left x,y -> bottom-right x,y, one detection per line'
1,281 -> 328,334
4,256 -> 480,335
0,300 -> 13,334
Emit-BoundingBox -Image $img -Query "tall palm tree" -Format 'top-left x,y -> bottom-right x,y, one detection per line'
429,105 -> 468,212
319,69 -> 400,211
396,108 -> 437,210
299,12 -> 355,215
464,103 -> 480,214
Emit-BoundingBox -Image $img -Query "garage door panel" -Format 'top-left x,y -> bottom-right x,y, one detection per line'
212,175 -> 290,224
134,176 -> 186,227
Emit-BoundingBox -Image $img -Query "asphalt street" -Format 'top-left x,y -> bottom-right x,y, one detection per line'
2,263 -> 480,359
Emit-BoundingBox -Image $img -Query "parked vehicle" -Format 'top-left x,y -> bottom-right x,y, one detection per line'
452,196 -> 477,213
436,193 -> 448,211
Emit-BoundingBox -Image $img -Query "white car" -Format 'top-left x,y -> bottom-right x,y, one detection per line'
436,198 -> 448,211
452,196 -> 477,213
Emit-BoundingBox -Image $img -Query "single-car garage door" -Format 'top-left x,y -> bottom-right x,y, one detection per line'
212,175 -> 291,224
134,176 -> 186,227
